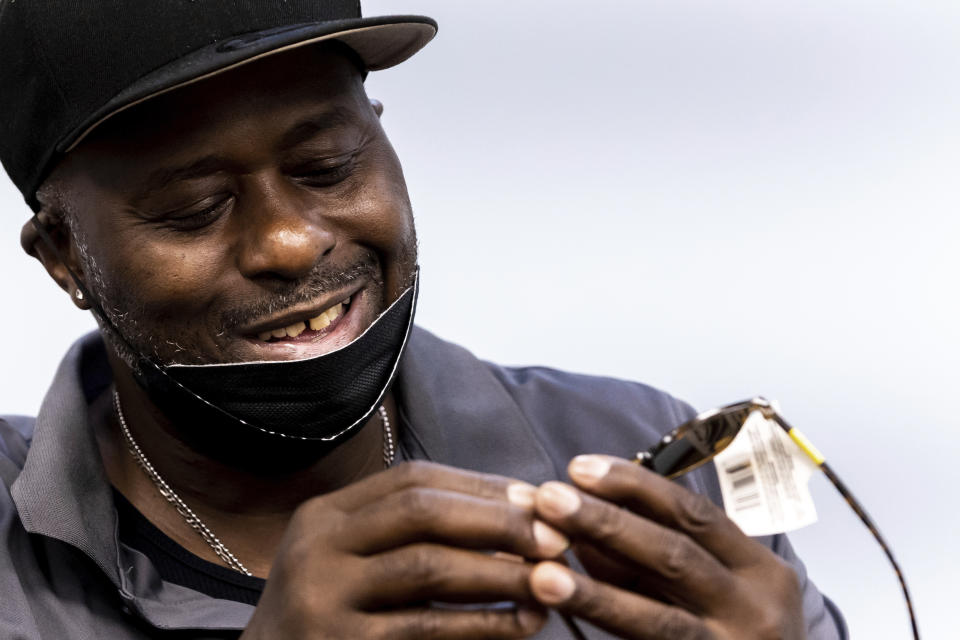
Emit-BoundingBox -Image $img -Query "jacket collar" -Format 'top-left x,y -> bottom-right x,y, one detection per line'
11,333 -> 256,628
11,333 -> 120,583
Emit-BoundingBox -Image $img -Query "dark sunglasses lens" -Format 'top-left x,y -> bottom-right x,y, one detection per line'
649,407 -> 753,477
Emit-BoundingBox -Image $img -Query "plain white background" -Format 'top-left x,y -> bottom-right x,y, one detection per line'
1,1 -> 956,637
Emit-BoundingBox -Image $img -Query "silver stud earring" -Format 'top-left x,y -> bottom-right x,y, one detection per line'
74,289 -> 84,301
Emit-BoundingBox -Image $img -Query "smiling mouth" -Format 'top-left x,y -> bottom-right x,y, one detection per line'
251,294 -> 354,344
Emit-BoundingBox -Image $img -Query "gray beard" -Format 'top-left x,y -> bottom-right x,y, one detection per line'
74,230 -> 418,371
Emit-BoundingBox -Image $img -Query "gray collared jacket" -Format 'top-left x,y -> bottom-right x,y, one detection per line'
0,328 -> 847,639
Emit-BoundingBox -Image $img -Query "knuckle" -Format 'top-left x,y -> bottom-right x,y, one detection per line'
753,610 -> 789,640
392,546 -> 441,589
769,557 -> 804,605
405,611 -> 444,640
774,555 -> 802,585
572,582 -> 608,618
485,607 -> 527,636
396,487 -> 439,523
675,492 -> 722,532
351,617 -> 383,640
651,608 -> 712,640
743,596 -> 794,640
591,503 -> 628,544
392,460 -> 436,487
657,532 -> 698,581
756,554 -> 803,598
776,565 -> 802,596
290,495 -> 328,528
463,469 -> 507,499
283,580 -> 325,623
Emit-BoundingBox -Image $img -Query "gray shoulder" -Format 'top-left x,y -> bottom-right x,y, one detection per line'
0,415 -> 33,484
404,327 -> 712,488
485,363 -> 697,464
482,361 -> 722,512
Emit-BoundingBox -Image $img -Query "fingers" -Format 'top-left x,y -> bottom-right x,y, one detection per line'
534,481 -> 734,609
564,455 -> 766,567
250,461 -> 561,639
325,460 -> 535,513
529,562 -> 714,640
343,487 -> 569,560
357,544 -> 534,609
376,605 -> 547,640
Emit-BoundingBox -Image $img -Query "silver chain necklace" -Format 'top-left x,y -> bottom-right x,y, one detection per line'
113,390 -> 395,576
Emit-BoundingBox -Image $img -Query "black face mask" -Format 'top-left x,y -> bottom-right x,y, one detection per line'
134,274 -> 418,444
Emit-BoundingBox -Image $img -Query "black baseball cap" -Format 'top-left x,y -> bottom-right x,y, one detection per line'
0,1 -> 437,212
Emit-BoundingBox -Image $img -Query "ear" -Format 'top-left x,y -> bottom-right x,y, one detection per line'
370,98 -> 384,118
20,210 -> 91,310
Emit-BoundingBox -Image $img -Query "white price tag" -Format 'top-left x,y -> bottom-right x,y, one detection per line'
713,409 -> 818,537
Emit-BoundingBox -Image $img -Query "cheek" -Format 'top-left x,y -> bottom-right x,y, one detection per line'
102,234 -> 227,321
72,188 -> 227,324
337,146 -> 415,257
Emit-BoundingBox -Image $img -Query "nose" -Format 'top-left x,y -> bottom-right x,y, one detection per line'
234,175 -> 335,282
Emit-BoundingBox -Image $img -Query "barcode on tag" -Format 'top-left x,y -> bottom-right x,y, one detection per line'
713,409 -> 818,536
723,457 -> 762,511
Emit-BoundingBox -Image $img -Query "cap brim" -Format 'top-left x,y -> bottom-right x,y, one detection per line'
61,15 -> 436,153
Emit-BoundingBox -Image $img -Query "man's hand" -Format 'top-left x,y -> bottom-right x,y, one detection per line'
242,461 -> 570,640
527,455 -> 806,640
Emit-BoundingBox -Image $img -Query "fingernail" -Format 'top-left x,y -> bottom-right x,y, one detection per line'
532,520 -> 569,557
507,482 -> 537,509
569,455 -> 611,482
538,482 -> 581,518
531,562 -> 576,604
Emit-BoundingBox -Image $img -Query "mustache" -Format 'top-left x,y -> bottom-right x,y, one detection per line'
216,251 -> 382,332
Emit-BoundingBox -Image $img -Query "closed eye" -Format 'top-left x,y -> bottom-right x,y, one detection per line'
159,194 -> 233,231
291,155 -> 356,188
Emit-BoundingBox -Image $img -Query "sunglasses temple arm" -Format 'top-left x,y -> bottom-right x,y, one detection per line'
818,462 -> 921,640
767,414 -> 921,640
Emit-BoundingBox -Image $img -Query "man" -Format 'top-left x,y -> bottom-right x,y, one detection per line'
0,2 -> 846,638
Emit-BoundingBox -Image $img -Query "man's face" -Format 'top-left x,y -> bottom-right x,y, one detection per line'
49,44 -> 417,366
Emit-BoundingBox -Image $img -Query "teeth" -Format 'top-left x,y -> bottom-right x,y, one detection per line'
260,302 -> 347,341
260,321 -> 308,341
309,303 -> 343,331
286,321 -> 306,338
309,313 -> 331,331
343,296 -> 351,305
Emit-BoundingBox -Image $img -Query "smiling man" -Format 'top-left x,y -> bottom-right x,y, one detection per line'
0,2 -> 848,639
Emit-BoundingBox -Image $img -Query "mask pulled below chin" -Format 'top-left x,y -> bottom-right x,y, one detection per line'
133,273 -> 418,443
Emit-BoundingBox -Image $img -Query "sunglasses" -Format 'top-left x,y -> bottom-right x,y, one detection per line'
634,397 -> 920,639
